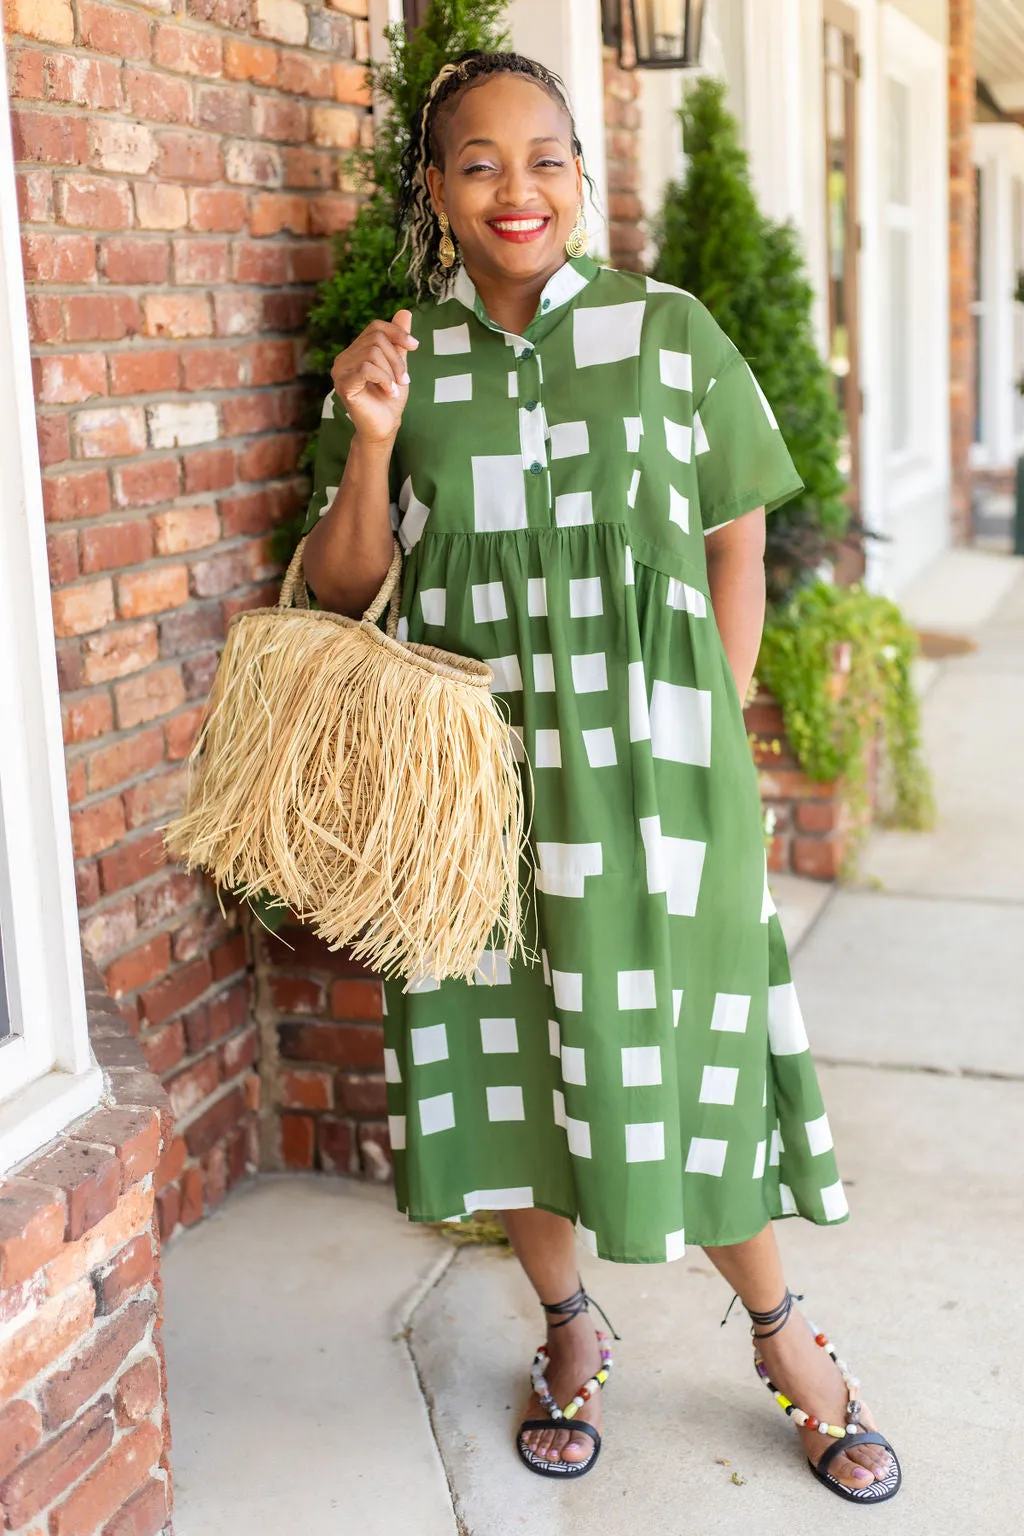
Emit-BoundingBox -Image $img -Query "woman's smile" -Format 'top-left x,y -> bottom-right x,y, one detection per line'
486,213 -> 552,242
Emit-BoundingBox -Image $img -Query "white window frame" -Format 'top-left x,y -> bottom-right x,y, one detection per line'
971,123 -> 1024,469
876,5 -> 948,504
0,47 -> 102,1173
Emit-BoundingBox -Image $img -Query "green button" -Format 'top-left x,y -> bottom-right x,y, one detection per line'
521,346 -> 534,360
529,461 -> 543,475
541,298 -> 551,310
525,399 -> 538,411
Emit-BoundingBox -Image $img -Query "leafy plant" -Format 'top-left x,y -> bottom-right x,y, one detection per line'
757,581 -> 933,849
651,77 -> 850,605
273,0 -> 510,563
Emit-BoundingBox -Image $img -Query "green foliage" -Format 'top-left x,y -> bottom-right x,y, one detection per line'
757,582 -> 934,849
272,0 -> 510,565
652,77 -> 849,605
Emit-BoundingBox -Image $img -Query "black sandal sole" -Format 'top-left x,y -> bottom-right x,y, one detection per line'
516,1418 -> 601,1479
809,1431 -> 902,1503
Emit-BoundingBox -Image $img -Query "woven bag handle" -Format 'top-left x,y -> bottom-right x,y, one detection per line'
279,536 -> 403,639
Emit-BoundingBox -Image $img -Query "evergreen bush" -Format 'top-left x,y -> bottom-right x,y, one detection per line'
652,77 -> 849,606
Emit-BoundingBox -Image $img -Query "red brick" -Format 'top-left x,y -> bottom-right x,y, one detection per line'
155,128 -> 222,183
187,187 -> 246,232
38,410 -> 71,466
10,47 -> 46,100
183,446 -> 234,494
237,432 -> 302,481
0,1400 -> 42,1483
80,520 -> 154,575
330,979 -> 384,1023
794,799 -> 843,835
219,391 -> 277,438
143,292 -> 213,341
140,957 -> 212,1029
359,1123 -> 394,1180
220,1024 -> 257,1079
82,622 -> 159,685
51,578 -> 115,639
72,796 -> 127,858
97,235 -> 168,286
114,1356 -> 160,1428
280,1067 -> 333,1111
338,1072 -> 387,1118
280,1113 -> 315,1169
218,488 -> 271,537
75,404 -> 147,460
135,870 -> 200,928
41,1297 -> 155,1431
81,896 -> 137,964
157,602 -> 224,657
102,1474 -> 168,1536
48,528 -> 79,584
78,860 -> 102,907
222,579 -> 279,621
279,1021 -> 383,1070
116,566 -> 189,620
309,193 -> 358,236
0,1183 -> 67,1288
42,52 -> 120,109
67,758 -> 88,804
317,1116 -> 355,1174
56,174 -> 132,230
86,728 -> 165,795
43,469 -> 110,524
213,289 -> 263,337
269,976 -> 324,1015
153,22 -> 222,77
248,340 -> 296,387
252,95 -> 307,142
179,1163 -> 204,1225
223,36 -> 278,84
109,350 -> 180,396
29,293 -> 65,343
187,0 -> 252,26
63,690 -> 114,744
173,237 -> 231,287
792,836 -> 847,882
0,1394 -> 112,1530
64,293 -> 142,343
289,241 -> 331,282
165,1055 -> 219,1125
155,1185 -> 179,1242
183,1084 -> 245,1158
78,1 -> 151,60
333,59 -> 370,105
122,763 -> 187,825
188,547 -> 249,597
211,933 -> 247,981
10,107 -> 88,165
181,649 -> 219,697
133,182 -> 187,230
164,704 -> 204,760
154,1135 -> 187,1193
149,506 -> 218,557
88,119 -> 157,178
56,639 -> 85,691
50,1419 -> 161,1536
757,768 -> 836,800
196,82 -> 249,134
72,1106 -> 161,1190
180,345 -> 241,390
98,831 -> 165,895
36,352 -> 105,407
21,231 -> 95,283
123,65 -> 192,125
232,239 -> 289,284
282,146 -> 332,189
114,458 -> 180,510
24,1143 -> 120,1242
105,934 -> 172,999
99,1235 -> 156,1316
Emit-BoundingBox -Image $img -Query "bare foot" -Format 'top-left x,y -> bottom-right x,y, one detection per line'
519,1313 -> 605,1466
755,1307 -> 895,1492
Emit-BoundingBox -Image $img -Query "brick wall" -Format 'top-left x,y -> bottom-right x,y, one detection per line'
0,961 -> 173,1536
948,0 -> 976,540
253,923 -> 390,1180
6,0 -> 373,1237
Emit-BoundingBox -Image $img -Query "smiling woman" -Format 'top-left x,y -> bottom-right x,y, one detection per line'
297,49 -> 902,1506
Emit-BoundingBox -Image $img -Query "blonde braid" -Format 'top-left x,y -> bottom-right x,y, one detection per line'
396,61 -> 465,298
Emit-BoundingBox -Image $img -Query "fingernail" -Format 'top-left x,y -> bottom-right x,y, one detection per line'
401,371 -> 410,385
390,382 -> 399,396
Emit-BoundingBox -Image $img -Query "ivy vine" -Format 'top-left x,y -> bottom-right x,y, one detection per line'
756,581 -> 934,846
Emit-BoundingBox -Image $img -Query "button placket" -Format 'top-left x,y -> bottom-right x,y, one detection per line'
516,348 -> 547,524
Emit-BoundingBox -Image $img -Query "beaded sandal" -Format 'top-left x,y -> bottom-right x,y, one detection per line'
516,1281 -> 619,1479
742,1289 -> 902,1504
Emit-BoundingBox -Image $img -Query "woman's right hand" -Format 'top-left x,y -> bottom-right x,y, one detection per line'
331,309 -> 419,446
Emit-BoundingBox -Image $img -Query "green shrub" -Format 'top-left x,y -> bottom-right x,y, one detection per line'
652,77 -> 849,606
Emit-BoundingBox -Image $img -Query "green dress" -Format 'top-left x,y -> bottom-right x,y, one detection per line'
301,255 -> 846,1263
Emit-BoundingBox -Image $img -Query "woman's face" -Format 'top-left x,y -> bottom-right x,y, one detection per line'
426,75 -> 583,288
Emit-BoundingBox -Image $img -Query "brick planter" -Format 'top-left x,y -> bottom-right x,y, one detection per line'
0,960 -> 173,1535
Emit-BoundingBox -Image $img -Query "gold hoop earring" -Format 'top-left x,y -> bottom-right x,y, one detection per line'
565,204 -> 588,258
438,211 -> 456,269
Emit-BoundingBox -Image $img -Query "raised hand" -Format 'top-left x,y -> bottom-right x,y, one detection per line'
330,309 -> 418,446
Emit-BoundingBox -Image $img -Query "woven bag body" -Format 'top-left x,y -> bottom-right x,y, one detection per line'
164,537 -> 529,982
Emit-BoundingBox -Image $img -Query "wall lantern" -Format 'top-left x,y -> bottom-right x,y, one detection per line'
602,0 -> 705,70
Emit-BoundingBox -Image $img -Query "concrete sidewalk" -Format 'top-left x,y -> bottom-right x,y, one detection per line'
163,548 -> 1024,1536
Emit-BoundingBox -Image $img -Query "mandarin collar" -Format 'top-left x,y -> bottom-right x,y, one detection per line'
447,254 -> 599,340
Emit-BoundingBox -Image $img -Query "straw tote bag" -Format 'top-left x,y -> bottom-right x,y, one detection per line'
164,535 -> 530,983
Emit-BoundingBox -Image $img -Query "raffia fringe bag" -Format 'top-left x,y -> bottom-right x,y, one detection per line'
164,535 -> 530,983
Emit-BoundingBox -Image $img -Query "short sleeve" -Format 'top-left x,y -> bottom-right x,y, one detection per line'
694,354 -> 804,534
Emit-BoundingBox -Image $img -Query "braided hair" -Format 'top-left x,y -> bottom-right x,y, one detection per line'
396,50 -> 589,299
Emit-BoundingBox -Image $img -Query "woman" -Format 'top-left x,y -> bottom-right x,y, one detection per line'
302,51 -> 901,1503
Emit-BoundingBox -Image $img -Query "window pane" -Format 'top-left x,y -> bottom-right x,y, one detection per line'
889,226 -> 911,452
887,78 -> 910,206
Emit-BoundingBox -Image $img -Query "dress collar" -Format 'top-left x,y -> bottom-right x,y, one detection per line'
448,254 -> 599,340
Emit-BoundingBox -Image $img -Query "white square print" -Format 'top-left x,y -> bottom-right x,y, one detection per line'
617,969 -> 656,1010
527,578 -> 548,617
583,728 -> 616,768
472,582 -> 507,623
472,455 -> 527,532
552,970 -> 583,1011
410,1023 -> 448,1066
534,729 -> 561,769
625,1121 -> 665,1162
486,1085 -> 525,1122
569,578 -> 603,619
419,1092 -> 455,1136
685,1137 -> 728,1176
621,1046 -> 661,1086
650,682 -> 712,767
571,652 -> 608,694
698,1065 -> 739,1106
710,993 -> 751,1033
419,588 -> 446,626
573,301 -> 645,369
480,1017 -> 518,1054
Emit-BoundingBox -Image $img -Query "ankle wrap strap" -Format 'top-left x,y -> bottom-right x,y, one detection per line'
721,1287 -> 804,1338
541,1281 -> 621,1341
